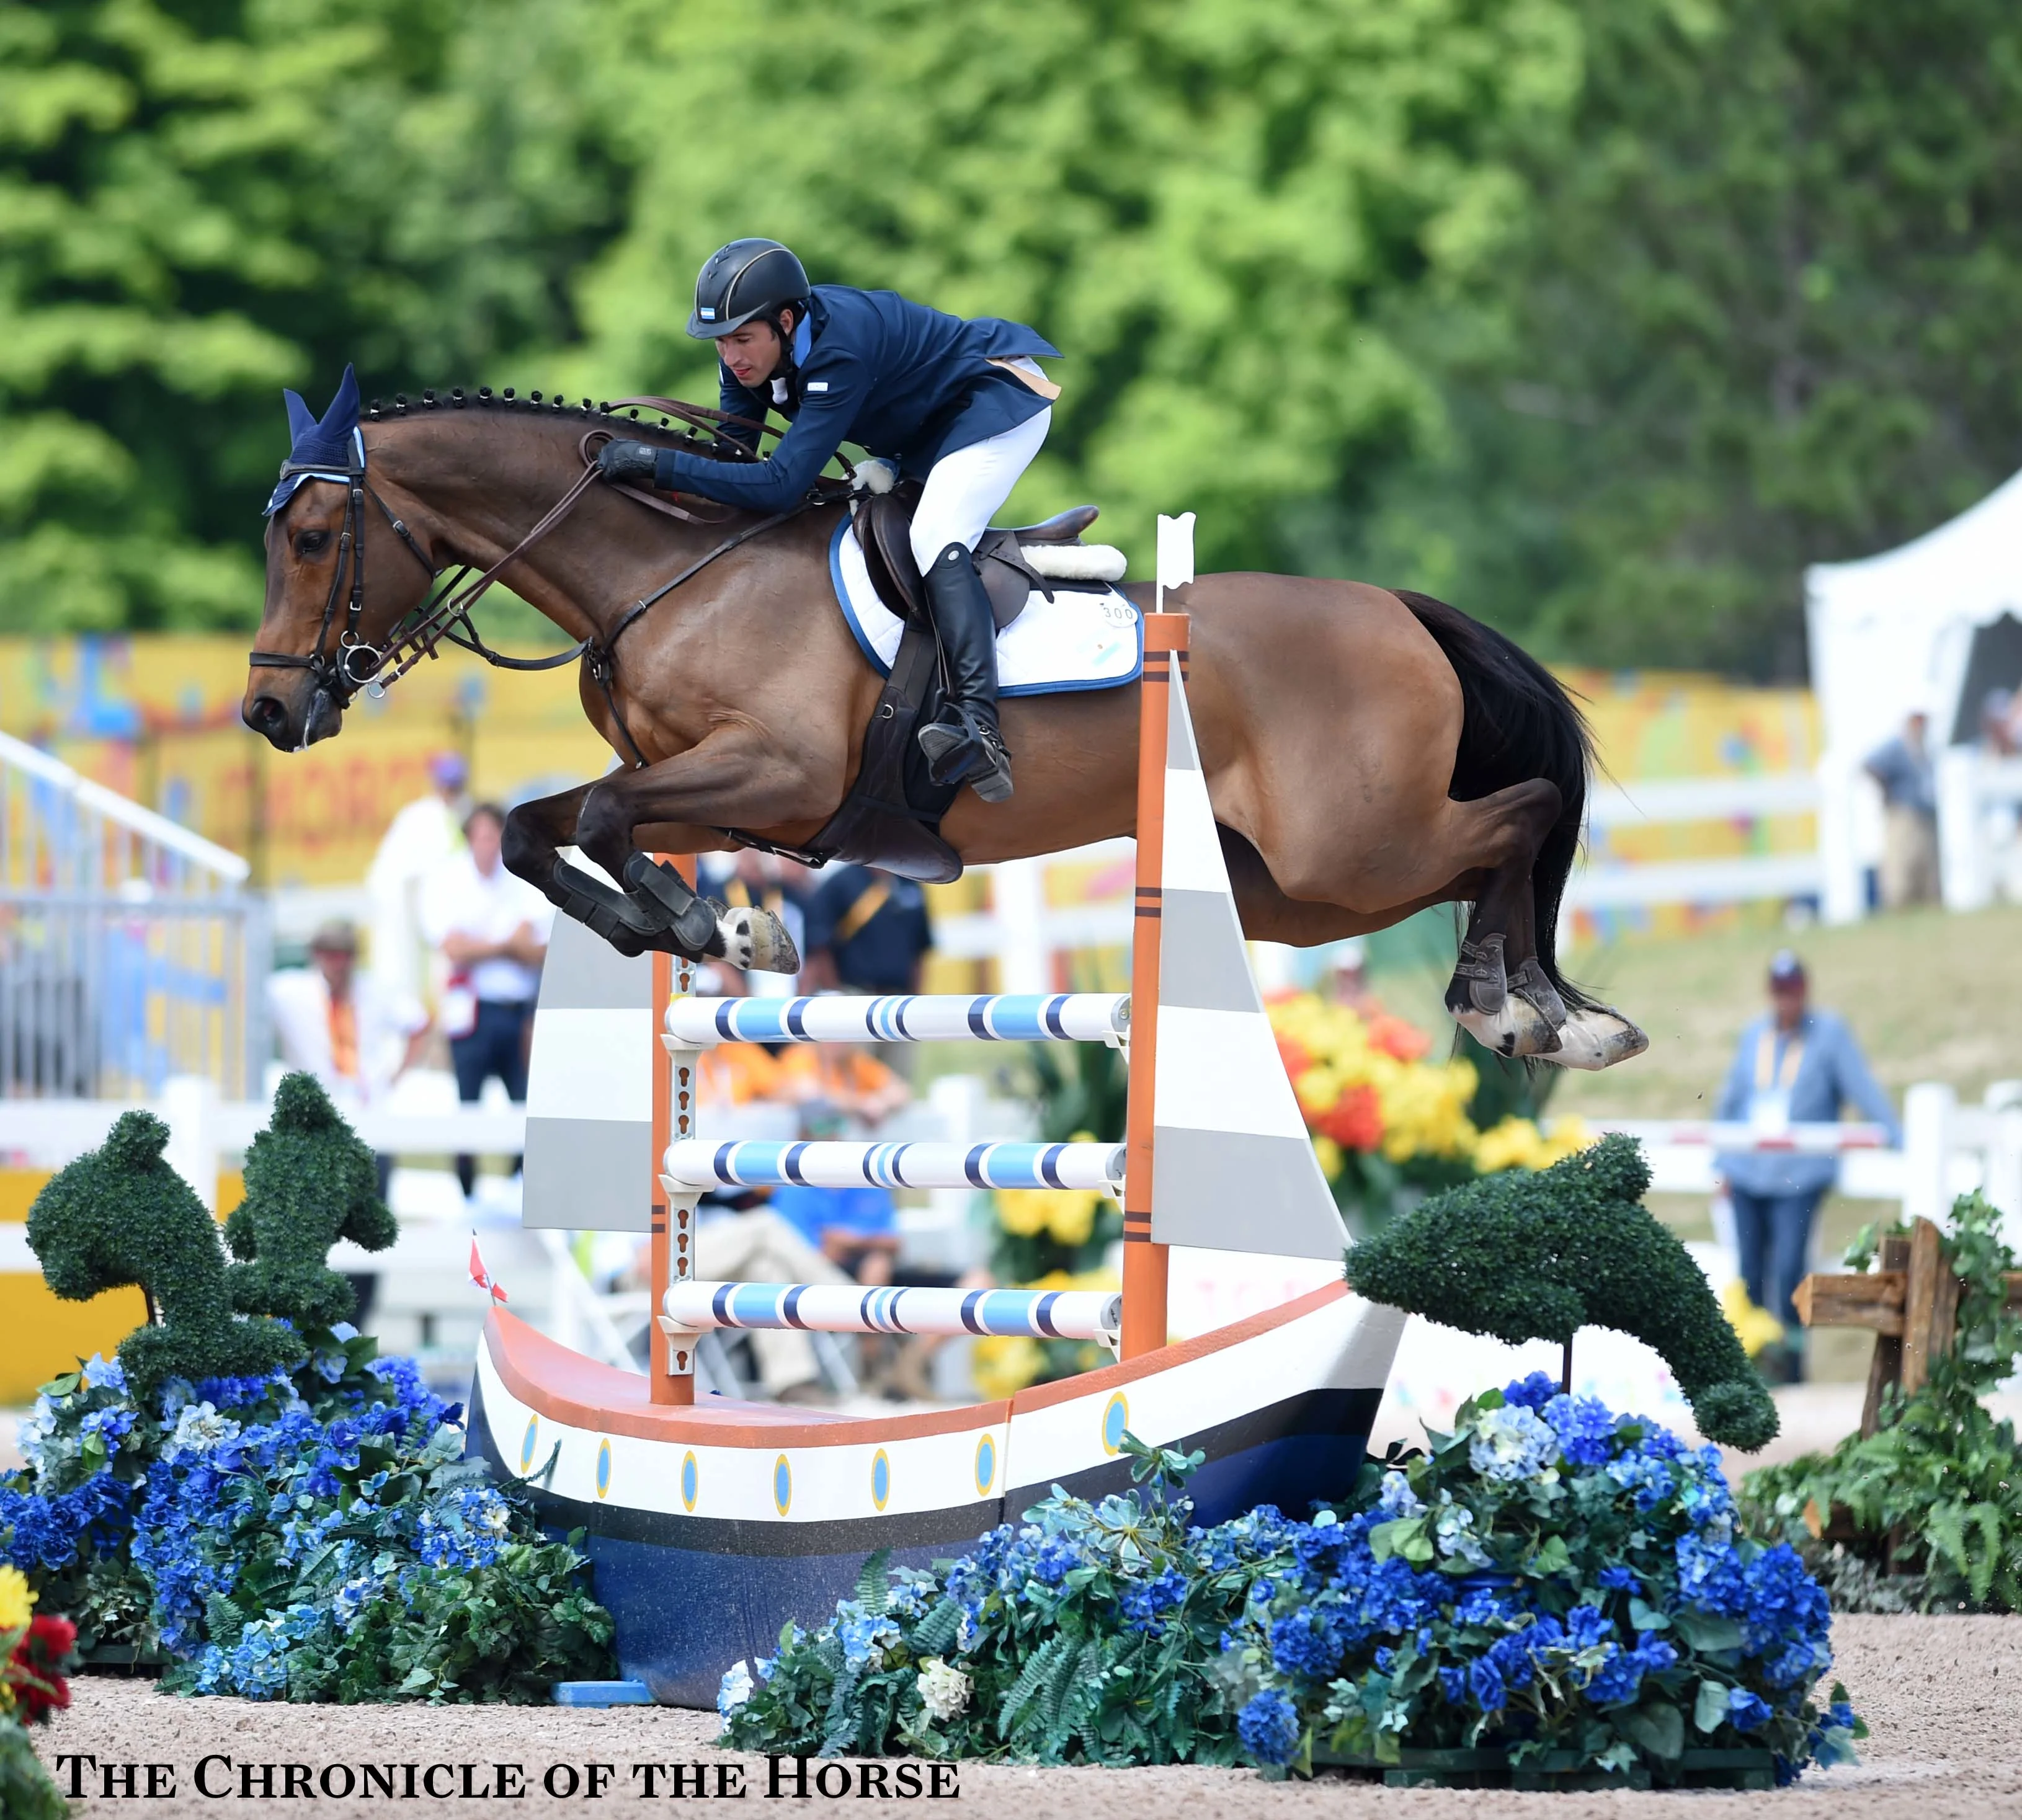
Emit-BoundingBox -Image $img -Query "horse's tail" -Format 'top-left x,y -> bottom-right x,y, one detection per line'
1391,590 -> 1593,1010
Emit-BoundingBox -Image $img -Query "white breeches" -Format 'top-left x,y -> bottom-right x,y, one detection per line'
908,406 -> 1052,572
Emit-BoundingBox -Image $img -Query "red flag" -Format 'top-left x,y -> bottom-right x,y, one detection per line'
469,1233 -> 508,1303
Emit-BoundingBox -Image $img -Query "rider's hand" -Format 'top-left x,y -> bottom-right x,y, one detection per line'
596,439 -> 661,486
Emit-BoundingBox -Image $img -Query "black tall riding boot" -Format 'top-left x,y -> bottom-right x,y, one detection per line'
916,541 -> 1013,802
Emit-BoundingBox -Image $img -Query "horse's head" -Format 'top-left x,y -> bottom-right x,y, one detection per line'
243,366 -> 437,750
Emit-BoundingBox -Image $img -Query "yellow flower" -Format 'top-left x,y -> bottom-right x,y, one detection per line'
993,1189 -> 1054,1238
1044,1189 -> 1103,1247
1720,1280 -> 1785,1360
1311,1134 -> 1343,1181
0,1564 -> 33,1635
971,1336 -> 1045,1400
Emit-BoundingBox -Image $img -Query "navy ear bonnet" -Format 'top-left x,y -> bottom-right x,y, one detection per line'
265,364 -> 364,515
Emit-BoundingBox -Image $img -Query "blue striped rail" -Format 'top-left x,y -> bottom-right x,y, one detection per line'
662,992 -> 1128,1049
659,1137 -> 1125,1193
660,1281 -> 1121,1341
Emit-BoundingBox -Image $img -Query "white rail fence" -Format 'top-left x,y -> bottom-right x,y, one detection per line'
0,729 -> 270,1098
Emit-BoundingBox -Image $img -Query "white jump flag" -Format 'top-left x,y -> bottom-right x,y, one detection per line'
1156,511 -> 1195,612
1150,665 -> 1350,1262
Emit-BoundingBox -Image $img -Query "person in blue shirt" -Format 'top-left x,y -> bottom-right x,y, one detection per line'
597,239 -> 1062,805
1714,949 -> 1901,1378
803,864 -> 933,995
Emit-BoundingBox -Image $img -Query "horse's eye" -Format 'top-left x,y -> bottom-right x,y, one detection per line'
295,529 -> 331,558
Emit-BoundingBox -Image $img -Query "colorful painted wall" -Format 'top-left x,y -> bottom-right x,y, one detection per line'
0,635 -> 610,888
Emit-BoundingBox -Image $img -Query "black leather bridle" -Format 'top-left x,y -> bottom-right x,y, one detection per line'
248,401 -> 850,754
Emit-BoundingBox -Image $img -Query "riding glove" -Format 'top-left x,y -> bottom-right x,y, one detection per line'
597,439 -> 660,485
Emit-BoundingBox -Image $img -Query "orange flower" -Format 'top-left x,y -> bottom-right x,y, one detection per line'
1275,1036 -> 1314,1078
1319,1084 -> 1383,1152
1364,1013 -> 1431,1062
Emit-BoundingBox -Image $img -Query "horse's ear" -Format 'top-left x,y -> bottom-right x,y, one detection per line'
284,388 -> 317,446
318,363 -> 361,443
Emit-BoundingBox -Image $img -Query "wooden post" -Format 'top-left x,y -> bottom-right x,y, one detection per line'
1121,615 -> 1187,1360
1793,1219 -> 2022,1437
1860,1235 -> 1910,1438
648,857 -> 698,1407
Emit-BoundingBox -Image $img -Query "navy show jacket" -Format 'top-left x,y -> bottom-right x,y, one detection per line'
654,285 -> 1058,514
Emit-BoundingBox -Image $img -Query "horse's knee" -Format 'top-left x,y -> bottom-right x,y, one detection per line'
574,784 -> 631,865
500,805 -> 550,882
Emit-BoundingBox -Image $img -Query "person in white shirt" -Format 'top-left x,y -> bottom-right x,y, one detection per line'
419,802 -> 555,1196
365,750 -> 470,1003
266,918 -> 430,1196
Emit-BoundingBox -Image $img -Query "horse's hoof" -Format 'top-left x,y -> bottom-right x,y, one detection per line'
1508,957 -> 1569,1032
1449,997 -> 1563,1059
1538,1007 -> 1649,1071
719,905 -> 801,974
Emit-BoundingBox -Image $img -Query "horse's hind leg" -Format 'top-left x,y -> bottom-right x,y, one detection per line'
1441,781 -> 1570,1060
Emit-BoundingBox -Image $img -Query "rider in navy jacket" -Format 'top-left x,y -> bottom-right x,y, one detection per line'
597,240 -> 1056,802
659,285 -> 1057,514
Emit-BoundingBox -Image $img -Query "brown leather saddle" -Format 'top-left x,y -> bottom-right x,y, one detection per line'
718,489 -> 1112,887
852,478 -> 1105,627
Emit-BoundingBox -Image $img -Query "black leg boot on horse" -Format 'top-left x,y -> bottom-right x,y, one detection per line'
916,542 -> 1014,803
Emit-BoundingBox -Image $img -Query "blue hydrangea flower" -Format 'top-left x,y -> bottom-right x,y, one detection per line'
1269,1607 -> 1345,1680
1728,1688 -> 1771,1732
1469,1405 -> 1559,1482
1502,1372 -> 1559,1410
1543,1393 -> 1616,1468
1376,1473 -> 1425,1519
1237,1689 -> 1301,1767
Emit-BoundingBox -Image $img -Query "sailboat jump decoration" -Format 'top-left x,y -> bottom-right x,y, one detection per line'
467,613 -> 1405,1705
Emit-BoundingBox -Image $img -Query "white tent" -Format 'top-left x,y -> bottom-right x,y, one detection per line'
1806,469 -> 2022,919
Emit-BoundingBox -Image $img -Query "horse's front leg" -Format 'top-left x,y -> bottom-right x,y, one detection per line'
574,731 -> 824,971
502,779 -> 713,959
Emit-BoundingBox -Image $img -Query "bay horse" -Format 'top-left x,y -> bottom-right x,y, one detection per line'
243,388 -> 1644,1068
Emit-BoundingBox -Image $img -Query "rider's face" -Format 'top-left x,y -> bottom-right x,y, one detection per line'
716,310 -> 791,389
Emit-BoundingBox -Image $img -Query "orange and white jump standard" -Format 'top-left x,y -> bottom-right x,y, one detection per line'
469,610 -> 1405,1705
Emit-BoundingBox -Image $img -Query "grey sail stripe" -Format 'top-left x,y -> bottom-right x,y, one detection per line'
522,1117 -> 652,1232
1157,889 -> 1263,1014
1150,1126 -> 1350,1261
537,913 -> 654,1011
1166,668 -> 1202,771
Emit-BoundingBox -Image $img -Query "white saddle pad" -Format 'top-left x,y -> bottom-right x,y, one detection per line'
827,518 -> 1142,696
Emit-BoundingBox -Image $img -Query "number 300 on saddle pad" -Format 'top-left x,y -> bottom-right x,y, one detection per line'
827,518 -> 1143,695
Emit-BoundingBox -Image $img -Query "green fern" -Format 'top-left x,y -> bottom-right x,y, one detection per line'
911,1599 -> 961,1655
854,1547 -> 892,1615
997,1635 -> 1070,1740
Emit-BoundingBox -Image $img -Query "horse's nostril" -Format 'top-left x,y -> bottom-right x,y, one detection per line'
246,696 -> 287,733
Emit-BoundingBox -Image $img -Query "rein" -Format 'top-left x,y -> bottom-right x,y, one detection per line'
251,397 -> 847,757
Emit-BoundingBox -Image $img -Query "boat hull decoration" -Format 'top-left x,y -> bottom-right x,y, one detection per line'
469,1281 -> 1402,1705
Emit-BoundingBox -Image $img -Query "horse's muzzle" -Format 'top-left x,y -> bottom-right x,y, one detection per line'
242,686 -> 342,751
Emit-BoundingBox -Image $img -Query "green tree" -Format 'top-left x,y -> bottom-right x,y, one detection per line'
1332,0 -> 2022,677
0,0 -> 627,633
556,0 -> 1581,576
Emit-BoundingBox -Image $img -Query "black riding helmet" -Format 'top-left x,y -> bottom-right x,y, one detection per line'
689,239 -> 811,340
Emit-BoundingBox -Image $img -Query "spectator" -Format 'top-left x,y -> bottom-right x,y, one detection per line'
269,920 -> 430,1115
1714,951 -> 1900,1382
1864,711 -> 1939,908
802,865 -> 934,994
366,750 -> 470,1001
419,802 -> 553,1198
687,1190 -> 855,1403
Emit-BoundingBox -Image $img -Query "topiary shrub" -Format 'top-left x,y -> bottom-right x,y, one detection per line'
27,1112 -> 303,1397
1345,1134 -> 1777,1451
226,1072 -> 396,1329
